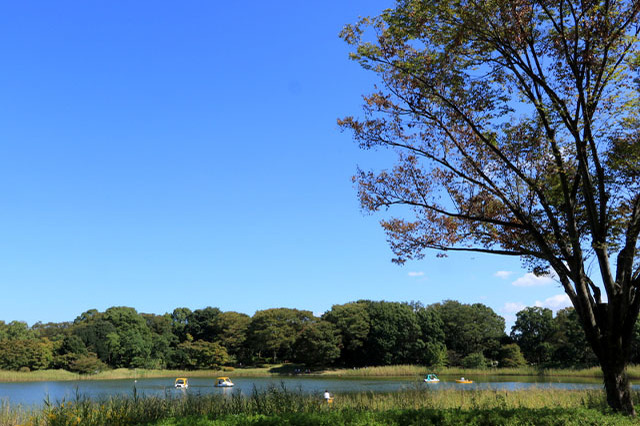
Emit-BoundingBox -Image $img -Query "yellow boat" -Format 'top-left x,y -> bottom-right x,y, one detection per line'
455,377 -> 473,384
215,376 -> 234,387
175,377 -> 188,389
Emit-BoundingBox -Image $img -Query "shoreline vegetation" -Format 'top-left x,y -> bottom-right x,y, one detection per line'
0,364 -> 634,383
2,387 -> 638,425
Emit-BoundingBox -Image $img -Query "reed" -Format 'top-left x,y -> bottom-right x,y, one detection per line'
0,400 -> 39,426
0,370 -> 81,383
319,364 -> 639,380
3,385 -> 638,425
317,364 -> 575,378
4,364 -> 640,384
0,367 -> 275,383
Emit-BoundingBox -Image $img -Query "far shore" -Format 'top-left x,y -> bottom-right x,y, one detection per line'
0,364 -> 631,383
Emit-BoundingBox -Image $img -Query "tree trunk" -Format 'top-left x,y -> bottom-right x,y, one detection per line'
601,359 -> 636,416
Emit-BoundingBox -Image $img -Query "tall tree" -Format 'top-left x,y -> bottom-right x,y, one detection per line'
171,307 -> 193,342
73,311 -> 117,364
102,307 -> 153,368
293,320 -> 341,367
414,304 -> 448,366
323,302 -> 371,366
340,0 -> 640,414
511,307 -> 556,364
362,300 -> 424,365
216,311 -> 251,362
552,307 -> 597,366
248,308 -> 314,363
434,301 -> 505,363
143,313 -> 178,369
186,307 -> 222,342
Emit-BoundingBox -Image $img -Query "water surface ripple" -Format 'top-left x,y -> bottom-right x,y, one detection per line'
0,375 -> 616,407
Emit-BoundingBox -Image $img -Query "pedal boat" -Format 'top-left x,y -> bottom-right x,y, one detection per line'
175,377 -> 189,389
215,376 -> 234,387
424,373 -> 440,383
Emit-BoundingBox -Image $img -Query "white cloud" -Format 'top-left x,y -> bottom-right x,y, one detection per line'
408,271 -> 425,277
511,272 -> 555,287
494,270 -> 513,279
502,302 -> 526,314
535,294 -> 571,312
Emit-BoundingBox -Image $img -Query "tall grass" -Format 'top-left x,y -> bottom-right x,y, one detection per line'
319,364 -> 640,379
320,365 -> 429,377
2,385 -> 637,425
0,400 -> 38,426
318,364 -> 599,378
4,364 -> 640,383
0,367 -> 275,383
0,370 -> 81,383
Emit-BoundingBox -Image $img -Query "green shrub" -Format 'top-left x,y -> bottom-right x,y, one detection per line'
462,352 -> 487,369
69,353 -> 108,374
499,344 -> 527,368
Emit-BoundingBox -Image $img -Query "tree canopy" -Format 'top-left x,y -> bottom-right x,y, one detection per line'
4,301 -> 640,374
340,0 -> 640,414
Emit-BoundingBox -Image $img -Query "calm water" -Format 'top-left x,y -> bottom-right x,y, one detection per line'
0,375 -> 618,407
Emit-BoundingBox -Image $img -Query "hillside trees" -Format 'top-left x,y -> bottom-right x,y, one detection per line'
0,301 -> 631,372
340,0 -> 640,414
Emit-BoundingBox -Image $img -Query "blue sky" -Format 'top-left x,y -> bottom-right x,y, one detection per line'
0,1 -> 570,330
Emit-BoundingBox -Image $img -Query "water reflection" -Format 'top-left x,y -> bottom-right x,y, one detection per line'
0,375 -> 613,408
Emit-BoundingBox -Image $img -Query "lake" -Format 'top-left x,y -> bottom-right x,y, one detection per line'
0,375 -> 614,407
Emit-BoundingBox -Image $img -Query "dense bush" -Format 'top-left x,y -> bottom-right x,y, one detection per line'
461,352 -> 487,369
69,353 -> 107,374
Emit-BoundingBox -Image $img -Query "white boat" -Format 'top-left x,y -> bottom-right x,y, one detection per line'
424,373 -> 440,383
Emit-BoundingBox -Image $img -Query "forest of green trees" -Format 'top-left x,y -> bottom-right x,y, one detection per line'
0,300 -> 628,374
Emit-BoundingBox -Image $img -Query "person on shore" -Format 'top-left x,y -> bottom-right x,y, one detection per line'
323,390 -> 331,402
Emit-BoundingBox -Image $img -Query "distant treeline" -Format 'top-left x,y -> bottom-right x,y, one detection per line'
0,300 -> 626,373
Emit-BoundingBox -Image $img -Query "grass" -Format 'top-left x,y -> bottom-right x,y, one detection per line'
4,364 -> 640,424
316,364 -> 640,380
3,363 -> 640,383
152,409 -> 639,426
3,386 -> 639,425
316,364 -> 608,378
0,367 -> 275,383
